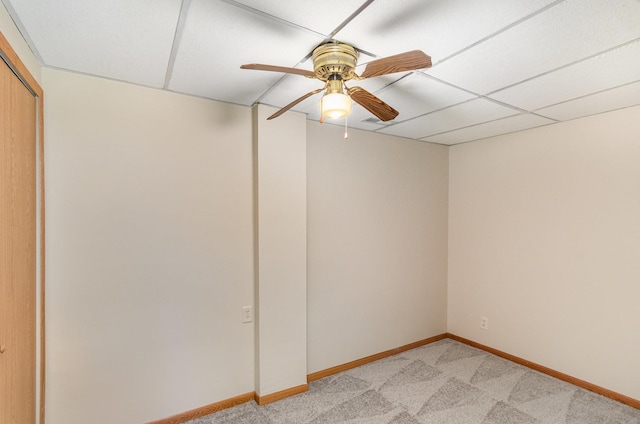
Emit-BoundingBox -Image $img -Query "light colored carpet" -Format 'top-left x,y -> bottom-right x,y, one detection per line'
187,339 -> 640,424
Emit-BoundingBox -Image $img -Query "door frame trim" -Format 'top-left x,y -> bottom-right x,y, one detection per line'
0,31 -> 46,424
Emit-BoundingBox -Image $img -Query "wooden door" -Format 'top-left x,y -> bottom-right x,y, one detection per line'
1,49 -> 37,423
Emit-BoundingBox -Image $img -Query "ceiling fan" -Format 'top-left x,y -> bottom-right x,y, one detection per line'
241,41 -> 432,122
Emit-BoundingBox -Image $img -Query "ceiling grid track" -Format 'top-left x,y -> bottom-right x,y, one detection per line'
338,1 -> 573,133
163,0 -> 191,89
485,36 -> 640,97
372,98 -> 481,133
433,0 -> 568,67
1,0 -> 44,64
220,0 -> 325,38
328,0 -> 376,40
533,79 -> 640,113
420,113 -> 556,141
363,0 -> 597,137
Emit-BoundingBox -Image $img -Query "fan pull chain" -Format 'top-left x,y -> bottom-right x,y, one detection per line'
344,116 -> 349,140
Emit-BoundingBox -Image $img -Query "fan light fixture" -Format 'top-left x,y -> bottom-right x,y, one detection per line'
320,93 -> 352,119
320,79 -> 352,119
241,41 -> 432,122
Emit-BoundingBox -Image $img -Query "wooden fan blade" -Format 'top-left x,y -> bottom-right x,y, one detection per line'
241,63 -> 316,78
360,50 -> 432,79
348,86 -> 399,122
268,88 -> 324,120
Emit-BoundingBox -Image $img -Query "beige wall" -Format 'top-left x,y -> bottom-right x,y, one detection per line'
254,105 -> 308,396
43,69 -> 255,423
307,122 -> 449,373
448,105 -> 640,400
33,63 -> 640,421
40,69 -> 450,422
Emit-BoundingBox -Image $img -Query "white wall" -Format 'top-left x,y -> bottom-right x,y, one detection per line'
43,69 -> 255,424
448,106 -> 640,400
307,122 -> 449,373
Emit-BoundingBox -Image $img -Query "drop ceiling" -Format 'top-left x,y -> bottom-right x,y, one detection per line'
4,0 -> 640,145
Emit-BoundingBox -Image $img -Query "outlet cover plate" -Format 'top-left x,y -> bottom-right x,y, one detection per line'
480,316 -> 488,330
242,306 -> 253,323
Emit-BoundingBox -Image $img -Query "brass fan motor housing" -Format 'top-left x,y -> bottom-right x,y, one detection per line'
312,42 -> 359,81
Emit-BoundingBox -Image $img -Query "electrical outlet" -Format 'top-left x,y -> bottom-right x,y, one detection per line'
480,316 -> 488,330
242,306 -> 253,323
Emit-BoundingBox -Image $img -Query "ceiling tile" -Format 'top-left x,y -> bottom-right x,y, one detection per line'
347,110 -> 394,131
374,74 -> 476,123
6,0 -> 182,87
377,98 -> 519,139
335,0 -> 557,60
427,0 -> 640,95
168,0 -> 324,105
231,0 -> 366,36
350,69 -> 407,94
7,0 -> 639,144
536,81 -> 640,121
422,113 -> 555,145
488,40 -> 640,110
